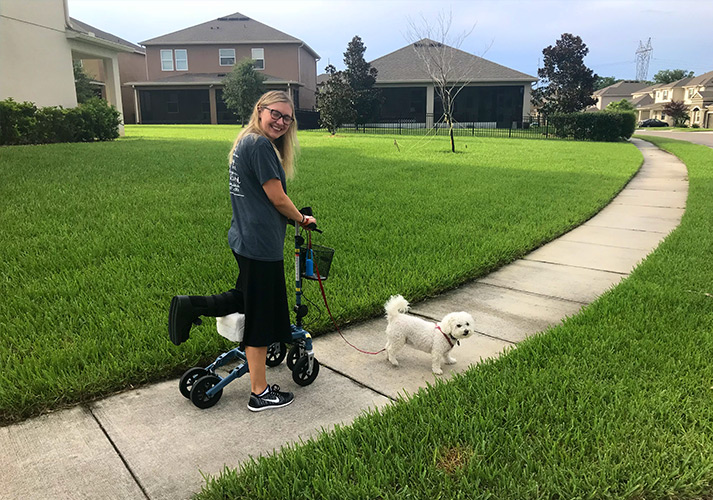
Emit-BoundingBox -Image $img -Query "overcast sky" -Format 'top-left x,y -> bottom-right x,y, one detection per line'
67,0 -> 711,80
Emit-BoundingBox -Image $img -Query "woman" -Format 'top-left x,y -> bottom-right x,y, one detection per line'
169,91 -> 315,412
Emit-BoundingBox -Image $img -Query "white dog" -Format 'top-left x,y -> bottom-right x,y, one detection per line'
384,295 -> 475,375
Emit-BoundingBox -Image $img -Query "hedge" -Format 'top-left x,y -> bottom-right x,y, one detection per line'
549,111 -> 636,142
0,97 -> 121,146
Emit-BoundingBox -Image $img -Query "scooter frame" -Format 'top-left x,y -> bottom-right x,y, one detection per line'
181,219 -> 321,409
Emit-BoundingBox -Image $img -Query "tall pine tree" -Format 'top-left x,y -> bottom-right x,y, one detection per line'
343,36 -> 381,126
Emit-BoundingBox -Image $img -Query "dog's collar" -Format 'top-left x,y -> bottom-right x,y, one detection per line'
435,324 -> 459,347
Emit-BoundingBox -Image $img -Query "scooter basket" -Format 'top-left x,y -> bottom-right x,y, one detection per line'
299,245 -> 334,281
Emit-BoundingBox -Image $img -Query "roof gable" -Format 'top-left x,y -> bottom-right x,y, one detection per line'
370,39 -> 536,83
140,12 -> 317,58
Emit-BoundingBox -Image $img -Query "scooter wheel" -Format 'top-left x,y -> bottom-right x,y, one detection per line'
287,344 -> 301,370
266,342 -> 287,367
190,375 -> 223,409
292,356 -> 320,386
179,367 -> 209,399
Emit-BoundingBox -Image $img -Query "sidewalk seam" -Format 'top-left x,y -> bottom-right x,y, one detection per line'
86,405 -> 152,500
522,258 -> 631,275
319,364 -> 396,402
409,308 -> 519,345
475,281 -> 589,306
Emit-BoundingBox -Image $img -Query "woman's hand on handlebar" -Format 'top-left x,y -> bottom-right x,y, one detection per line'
299,214 -> 317,229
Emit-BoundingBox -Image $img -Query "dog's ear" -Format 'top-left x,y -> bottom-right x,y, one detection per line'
440,314 -> 456,334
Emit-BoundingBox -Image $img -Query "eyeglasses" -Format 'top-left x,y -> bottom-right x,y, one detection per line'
263,107 -> 294,125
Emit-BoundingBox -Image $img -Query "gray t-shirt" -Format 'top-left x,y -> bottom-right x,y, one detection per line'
228,133 -> 288,261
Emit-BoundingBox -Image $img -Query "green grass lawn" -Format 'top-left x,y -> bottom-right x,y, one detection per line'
0,127 -> 641,423
194,139 -> 713,499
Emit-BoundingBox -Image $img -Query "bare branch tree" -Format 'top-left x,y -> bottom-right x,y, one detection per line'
406,10 -> 479,152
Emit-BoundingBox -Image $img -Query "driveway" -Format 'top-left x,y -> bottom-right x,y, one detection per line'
636,129 -> 713,148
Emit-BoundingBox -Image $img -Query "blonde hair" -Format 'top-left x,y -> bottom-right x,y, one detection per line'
228,90 -> 299,179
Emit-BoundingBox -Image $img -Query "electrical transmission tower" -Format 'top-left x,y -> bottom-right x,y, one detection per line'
636,38 -> 653,81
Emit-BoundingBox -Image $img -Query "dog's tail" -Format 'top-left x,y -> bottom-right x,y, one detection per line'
384,294 -> 409,321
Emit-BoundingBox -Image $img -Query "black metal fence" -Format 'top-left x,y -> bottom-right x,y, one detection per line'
333,115 -> 561,140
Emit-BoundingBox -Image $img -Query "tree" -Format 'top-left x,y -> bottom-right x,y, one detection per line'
606,99 -> 635,112
406,10 -> 477,152
531,33 -> 598,115
653,69 -> 694,84
594,76 -> 620,91
221,59 -> 266,124
73,61 -> 96,104
343,36 -> 381,126
663,100 -> 689,127
316,65 -> 356,134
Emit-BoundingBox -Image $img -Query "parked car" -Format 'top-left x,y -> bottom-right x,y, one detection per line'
639,118 -> 668,127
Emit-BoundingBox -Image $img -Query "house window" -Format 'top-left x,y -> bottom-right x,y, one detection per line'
663,90 -> 668,99
167,92 -> 179,114
175,49 -> 188,71
161,50 -> 174,71
219,49 -> 235,66
252,48 -> 264,70
689,89 -> 695,98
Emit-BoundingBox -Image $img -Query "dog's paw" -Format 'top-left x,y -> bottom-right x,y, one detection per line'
445,356 -> 457,365
432,367 -> 444,375
387,357 -> 399,367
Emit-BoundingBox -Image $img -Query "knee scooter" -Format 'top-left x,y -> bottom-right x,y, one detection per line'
179,210 -> 332,409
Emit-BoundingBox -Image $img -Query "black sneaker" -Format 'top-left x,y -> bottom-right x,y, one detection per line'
247,384 -> 294,412
168,295 -> 197,346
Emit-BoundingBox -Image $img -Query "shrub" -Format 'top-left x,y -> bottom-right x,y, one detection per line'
34,106 -> 69,144
549,111 -> 636,141
0,97 -> 121,145
0,99 -> 37,145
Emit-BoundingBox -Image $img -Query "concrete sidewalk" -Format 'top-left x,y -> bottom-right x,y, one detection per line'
0,139 -> 689,500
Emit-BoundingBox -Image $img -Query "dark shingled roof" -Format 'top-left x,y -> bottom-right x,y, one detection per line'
593,81 -> 649,97
685,70 -> 713,88
140,12 -> 318,58
69,18 -> 144,53
369,39 -> 535,84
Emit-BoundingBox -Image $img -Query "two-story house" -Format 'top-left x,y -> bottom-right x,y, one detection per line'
681,71 -> 713,128
627,72 -> 713,127
128,12 -> 319,124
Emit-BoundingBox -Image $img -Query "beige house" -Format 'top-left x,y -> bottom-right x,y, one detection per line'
681,71 -> 713,128
590,81 -> 649,110
0,0 -> 131,132
130,12 -> 319,124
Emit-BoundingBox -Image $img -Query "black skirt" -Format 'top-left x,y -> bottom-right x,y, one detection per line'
233,252 -> 292,347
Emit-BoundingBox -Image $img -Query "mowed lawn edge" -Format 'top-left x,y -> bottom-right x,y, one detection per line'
0,128 -> 640,423
195,136 -> 713,499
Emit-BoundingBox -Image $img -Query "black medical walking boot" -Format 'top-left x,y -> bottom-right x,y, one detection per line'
168,292 -> 241,346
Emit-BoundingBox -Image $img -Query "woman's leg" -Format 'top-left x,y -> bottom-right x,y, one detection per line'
245,346 -> 268,394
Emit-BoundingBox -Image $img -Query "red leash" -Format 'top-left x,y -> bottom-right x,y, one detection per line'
308,232 -> 385,355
